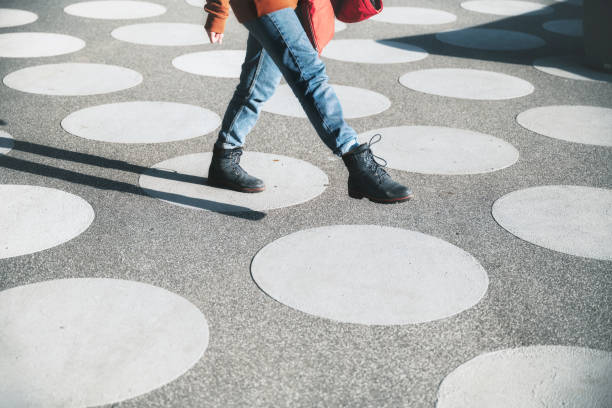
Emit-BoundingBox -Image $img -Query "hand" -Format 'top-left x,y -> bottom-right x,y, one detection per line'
206,29 -> 224,44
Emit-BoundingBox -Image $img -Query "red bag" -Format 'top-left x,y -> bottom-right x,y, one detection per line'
297,0 -> 336,54
331,0 -> 383,23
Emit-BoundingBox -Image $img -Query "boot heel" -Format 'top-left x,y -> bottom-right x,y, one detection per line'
348,190 -> 364,199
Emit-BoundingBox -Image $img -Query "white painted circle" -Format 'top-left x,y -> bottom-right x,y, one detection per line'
370,7 -> 456,25
0,8 -> 38,28
461,0 -> 553,16
112,23 -> 208,46
0,278 -> 209,407
173,50 -> 246,78
0,131 -> 14,155
0,32 -> 84,58
335,20 -> 347,32
64,1 -> 166,19
263,84 -> 390,118
437,346 -> 612,408
322,39 -> 427,64
542,19 -> 583,37
554,0 -> 582,5
533,56 -> 612,82
492,186 -> 612,260
357,126 -> 519,175
185,0 -> 204,6
436,28 -> 545,51
252,225 -> 489,325
3,63 -> 142,96
399,68 -> 534,100
517,105 -> 612,146
62,102 -> 221,144
139,152 -> 329,212
0,185 -> 94,259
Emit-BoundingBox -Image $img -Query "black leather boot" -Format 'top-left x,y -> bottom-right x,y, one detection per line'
342,135 -> 413,203
207,146 -> 265,193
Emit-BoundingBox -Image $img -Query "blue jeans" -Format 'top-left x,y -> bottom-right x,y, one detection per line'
215,7 -> 359,156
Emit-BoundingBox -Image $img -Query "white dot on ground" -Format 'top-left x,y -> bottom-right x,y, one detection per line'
461,0 -> 553,15
533,55 -> 612,82
263,84 -> 390,118
251,225 -> 488,325
185,0 -> 204,6
370,7 -> 456,25
3,63 -> 142,96
517,105 -> 612,146
173,50 -> 246,78
542,19 -> 583,37
64,1 -> 166,19
112,23 -> 209,46
335,20 -> 347,32
0,278 -> 209,407
62,102 -> 221,143
492,186 -> 612,260
0,9 -> 38,28
0,131 -> 14,155
0,185 -> 94,259
0,32 -> 84,58
358,126 -> 519,175
436,28 -> 545,51
437,346 -> 612,408
399,68 -> 533,100
139,152 -> 328,212
322,39 -> 427,64
554,0 -> 582,5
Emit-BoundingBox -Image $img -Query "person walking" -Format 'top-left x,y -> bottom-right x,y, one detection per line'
203,0 -> 412,203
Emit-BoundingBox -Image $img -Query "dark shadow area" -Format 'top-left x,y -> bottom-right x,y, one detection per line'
0,120 -> 7,126
0,137 -> 266,221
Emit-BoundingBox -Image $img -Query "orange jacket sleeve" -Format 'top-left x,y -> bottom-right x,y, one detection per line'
204,0 -> 230,34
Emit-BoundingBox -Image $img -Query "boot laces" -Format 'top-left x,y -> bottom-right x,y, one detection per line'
365,134 -> 390,183
229,149 -> 246,176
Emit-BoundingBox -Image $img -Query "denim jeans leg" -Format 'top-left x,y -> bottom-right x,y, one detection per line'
243,7 -> 358,156
215,32 -> 282,149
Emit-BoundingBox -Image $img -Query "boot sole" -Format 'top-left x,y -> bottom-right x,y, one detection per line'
208,179 -> 265,193
349,190 -> 413,203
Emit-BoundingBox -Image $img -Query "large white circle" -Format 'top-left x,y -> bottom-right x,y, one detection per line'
252,225 -> 489,325
437,346 -> 612,408
533,56 -> 612,82
357,126 -> 519,175
263,84 -> 390,118
461,0 -> 554,16
112,23 -> 209,46
492,186 -> 612,260
139,152 -> 329,212
173,50 -> 246,78
321,39 -> 428,64
3,63 -> 142,96
0,8 -> 38,28
517,105 -> 612,146
0,130 -> 14,155
64,1 -> 166,19
0,32 -> 84,58
0,278 -> 209,407
399,68 -> 534,100
436,28 -> 545,51
62,102 -> 221,144
370,7 -> 456,25
0,185 -> 95,259
542,19 -> 583,37
185,0 -> 204,6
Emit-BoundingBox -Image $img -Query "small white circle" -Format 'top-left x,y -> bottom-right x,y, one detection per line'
0,278 -> 209,407
263,84 -> 391,118
139,152 -> 329,212
173,50 -> 246,78
0,8 -> 38,28
0,130 -> 14,155
335,20 -> 347,32
112,23 -> 209,46
0,185 -> 95,259
399,68 -> 534,100
542,19 -> 583,37
3,63 -> 143,96
437,346 -> 612,408
64,1 -> 166,19
0,32 -> 84,58
370,7 -> 456,25
517,105 -> 612,146
62,101 -> 221,143
185,0 -> 204,6
533,56 -> 612,82
358,126 -> 519,175
436,28 -> 545,51
492,185 -> 612,260
251,225 -> 489,325
322,39 -> 428,64
461,0 -> 554,16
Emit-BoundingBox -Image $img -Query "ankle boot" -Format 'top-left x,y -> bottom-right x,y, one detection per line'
208,146 -> 265,193
342,135 -> 413,203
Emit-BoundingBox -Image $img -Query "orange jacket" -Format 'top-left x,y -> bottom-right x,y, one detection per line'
204,0 -> 299,34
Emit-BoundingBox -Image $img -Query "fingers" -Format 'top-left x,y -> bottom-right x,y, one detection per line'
206,31 -> 224,44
